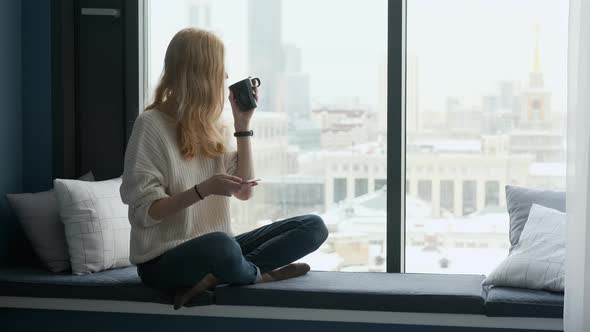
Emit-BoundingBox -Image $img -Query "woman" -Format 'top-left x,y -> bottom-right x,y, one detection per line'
120,28 -> 328,310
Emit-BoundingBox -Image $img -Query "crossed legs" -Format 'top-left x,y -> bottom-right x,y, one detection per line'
137,214 -> 328,309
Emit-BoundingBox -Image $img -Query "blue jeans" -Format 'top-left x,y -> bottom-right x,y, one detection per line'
137,214 -> 328,291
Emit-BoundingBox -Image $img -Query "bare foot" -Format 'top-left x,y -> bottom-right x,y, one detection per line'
259,263 -> 311,283
173,273 -> 219,310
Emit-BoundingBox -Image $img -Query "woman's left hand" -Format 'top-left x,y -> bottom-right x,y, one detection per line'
229,86 -> 258,131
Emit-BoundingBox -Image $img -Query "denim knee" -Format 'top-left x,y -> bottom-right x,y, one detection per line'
303,214 -> 329,249
207,232 -> 247,276
206,232 -> 241,260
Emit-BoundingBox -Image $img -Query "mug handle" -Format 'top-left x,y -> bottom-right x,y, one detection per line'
251,77 -> 261,88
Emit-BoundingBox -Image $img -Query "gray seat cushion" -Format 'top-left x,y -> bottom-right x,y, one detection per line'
215,271 -> 486,314
0,266 -> 211,306
484,286 -> 564,318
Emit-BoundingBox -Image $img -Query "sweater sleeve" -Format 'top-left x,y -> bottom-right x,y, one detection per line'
120,114 -> 170,228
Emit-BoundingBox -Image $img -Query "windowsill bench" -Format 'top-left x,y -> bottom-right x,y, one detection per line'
0,266 -> 564,331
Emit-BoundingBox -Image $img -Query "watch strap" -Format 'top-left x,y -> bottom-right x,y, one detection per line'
234,130 -> 254,137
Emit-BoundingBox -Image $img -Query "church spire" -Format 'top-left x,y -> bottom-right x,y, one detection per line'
529,24 -> 544,88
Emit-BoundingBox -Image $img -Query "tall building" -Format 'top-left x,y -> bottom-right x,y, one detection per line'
282,44 -> 319,149
406,51 -> 419,133
481,81 -> 520,135
376,53 -> 388,134
283,44 -> 311,120
520,25 -> 552,130
444,97 -> 483,136
283,44 -> 302,73
312,107 -> 374,149
508,25 -> 564,162
248,0 -> 284,112
406,138 -> 533,218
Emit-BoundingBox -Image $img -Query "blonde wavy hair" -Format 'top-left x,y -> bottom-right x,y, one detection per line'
146,28 -> 227,159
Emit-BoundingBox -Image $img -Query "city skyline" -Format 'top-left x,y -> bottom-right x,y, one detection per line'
147,0 -> 568,274
408,0 -> 568,113
149,0 -> 567,114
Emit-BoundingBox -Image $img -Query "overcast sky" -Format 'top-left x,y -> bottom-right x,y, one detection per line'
149,0 -> 568,113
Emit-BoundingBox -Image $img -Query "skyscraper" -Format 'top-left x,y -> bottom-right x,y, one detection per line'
248,0 -> 284,112
406,51 -> 419,133
376,53 -> 387,134
283,44 -> 318,149
283,44 -> 310,119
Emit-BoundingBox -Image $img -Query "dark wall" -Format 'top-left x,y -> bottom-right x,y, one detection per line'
0,1 -> 24,266
0,0 -> 53,267
0,0 -> 136,267
22,0 -> 53,192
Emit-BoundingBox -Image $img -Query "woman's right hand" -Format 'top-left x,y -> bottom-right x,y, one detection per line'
197,174 -> 243,197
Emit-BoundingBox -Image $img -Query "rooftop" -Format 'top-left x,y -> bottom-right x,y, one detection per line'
408,140 -> 482,153
320,187 -> 509,234
529,162 -> 567,177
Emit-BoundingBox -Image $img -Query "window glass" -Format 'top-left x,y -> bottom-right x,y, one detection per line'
406,0 -> 568,274
148,0 -> 387,272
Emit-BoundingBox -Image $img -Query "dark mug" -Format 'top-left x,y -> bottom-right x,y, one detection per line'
229,77 -> 261,111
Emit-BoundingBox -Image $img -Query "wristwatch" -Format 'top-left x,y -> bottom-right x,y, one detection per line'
234,130 -> 254,137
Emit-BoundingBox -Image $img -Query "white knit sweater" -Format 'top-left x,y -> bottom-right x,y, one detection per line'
120,110 -> 238,264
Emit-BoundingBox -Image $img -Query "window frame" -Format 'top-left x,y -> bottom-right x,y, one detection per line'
137,0 -> 407,273
386,0 -> 406,273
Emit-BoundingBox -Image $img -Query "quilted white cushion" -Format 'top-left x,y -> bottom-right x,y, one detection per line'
483,204 -> 565,292
6,172 -> 94,272
54,177 -> 131,275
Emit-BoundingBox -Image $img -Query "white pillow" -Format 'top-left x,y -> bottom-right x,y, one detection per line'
53,177 -> 131,275
483,204 -> 565,292
6,172 -> 94,272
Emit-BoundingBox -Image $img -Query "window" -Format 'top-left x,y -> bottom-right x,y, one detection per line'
148,0 -> 387,272
417,180 -> 432,202
146,0 -> 567,275
485,181 -> 500,207
355,178 -> 369,197
440,180 -> 454,214
462,181 -> 477,216
376,179 -> 387,191
405,0 -> 568,274
333,178 -> 348,202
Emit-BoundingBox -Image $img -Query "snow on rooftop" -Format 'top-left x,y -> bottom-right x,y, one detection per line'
297,143 -> 386,161
410,140 -> 482,153
320,188 -> 509,233
405,247 -> 508,275
529,162 -> 566,177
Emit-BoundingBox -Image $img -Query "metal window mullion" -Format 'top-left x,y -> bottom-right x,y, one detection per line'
386,0 -> 407,273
